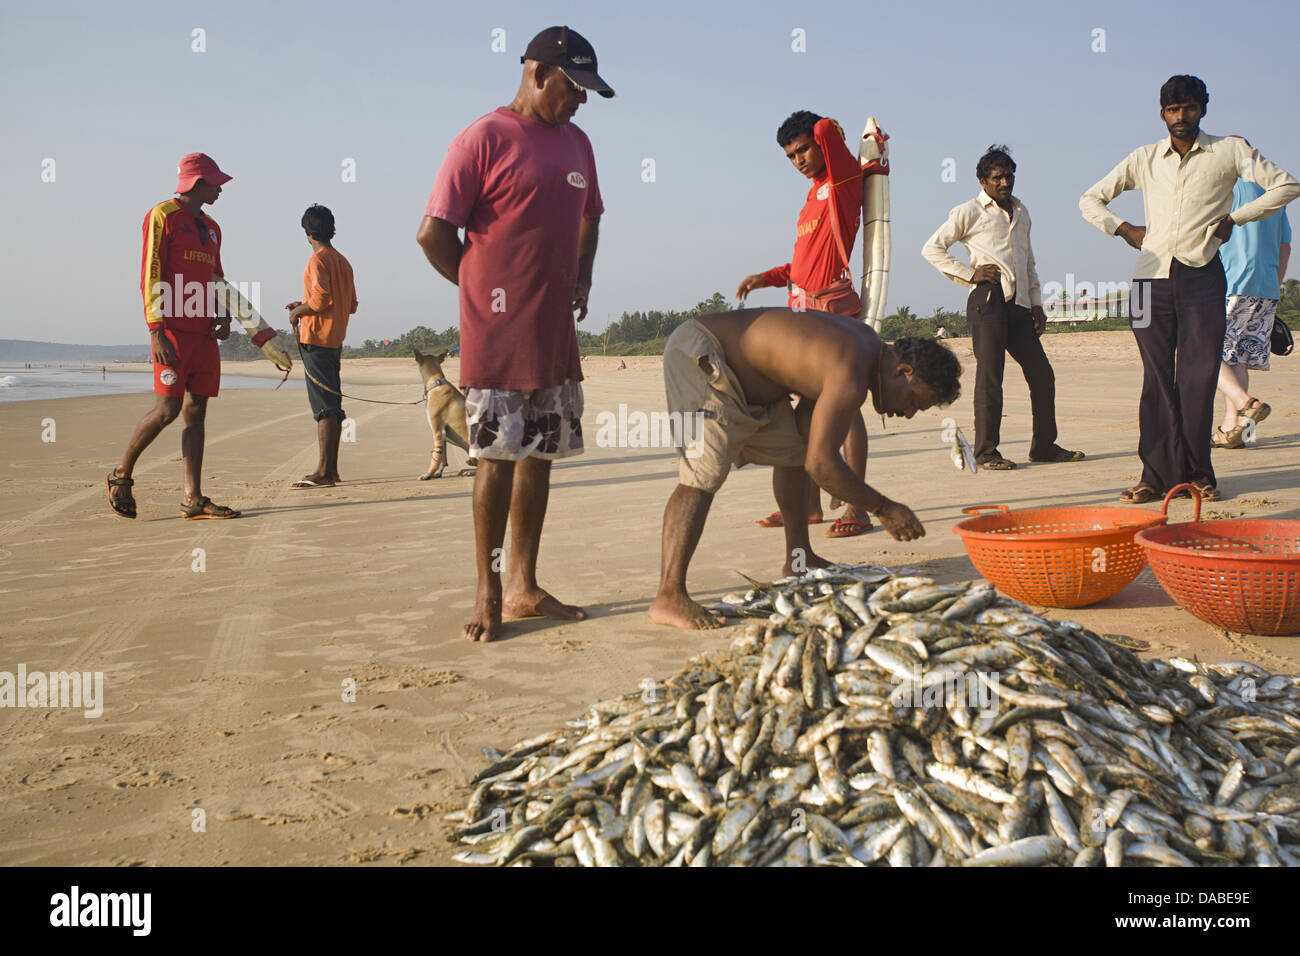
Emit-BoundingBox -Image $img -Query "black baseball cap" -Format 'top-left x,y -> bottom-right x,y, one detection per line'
520,25 -> 614,99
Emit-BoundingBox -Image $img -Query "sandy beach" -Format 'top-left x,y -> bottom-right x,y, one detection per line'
1,333 -> 1297,866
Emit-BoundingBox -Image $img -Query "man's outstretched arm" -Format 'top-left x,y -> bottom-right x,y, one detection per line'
417,216 -> 463,285
801,380 -> 924,540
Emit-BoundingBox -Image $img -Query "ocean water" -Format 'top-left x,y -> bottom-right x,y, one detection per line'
0,366 -> 303,403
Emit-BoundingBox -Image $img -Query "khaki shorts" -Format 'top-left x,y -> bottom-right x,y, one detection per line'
663,319 -> 806,493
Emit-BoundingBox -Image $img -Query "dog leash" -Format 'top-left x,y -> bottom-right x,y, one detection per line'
292,339 -> 438,406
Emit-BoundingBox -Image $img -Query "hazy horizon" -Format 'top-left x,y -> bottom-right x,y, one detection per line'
3,0 -> 1296,346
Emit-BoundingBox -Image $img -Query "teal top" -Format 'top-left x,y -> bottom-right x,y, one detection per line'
1220,179 -> 1292,299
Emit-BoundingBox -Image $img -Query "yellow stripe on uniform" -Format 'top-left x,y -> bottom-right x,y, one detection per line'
142,200 -> 179,328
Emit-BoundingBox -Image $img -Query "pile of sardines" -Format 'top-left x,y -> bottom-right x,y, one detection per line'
446,565 -> 1300,866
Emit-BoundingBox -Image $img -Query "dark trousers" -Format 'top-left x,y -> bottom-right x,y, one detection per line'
1129,257 -> 1226,492
967,282 -> 1057,462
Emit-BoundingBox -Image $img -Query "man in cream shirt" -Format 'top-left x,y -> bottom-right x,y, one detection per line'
923,145 -> 1082,469
1081,74 -> 1298,503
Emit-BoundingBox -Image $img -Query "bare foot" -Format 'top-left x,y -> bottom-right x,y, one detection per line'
464,594 -> 502,642
648,592 -> 725,630
783,550 -> 831,577
502,587 -> 587,621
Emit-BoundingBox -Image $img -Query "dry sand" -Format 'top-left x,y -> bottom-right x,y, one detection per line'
1,332 -> 1297,865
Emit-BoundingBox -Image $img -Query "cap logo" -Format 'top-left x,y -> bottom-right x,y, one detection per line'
567,172 -> 587,188
570,55 -> 592,65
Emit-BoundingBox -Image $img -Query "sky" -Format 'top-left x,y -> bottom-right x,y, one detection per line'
1,0 -> 1297,345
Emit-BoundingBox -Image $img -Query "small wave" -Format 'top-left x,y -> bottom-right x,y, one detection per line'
0,375 -> 22,388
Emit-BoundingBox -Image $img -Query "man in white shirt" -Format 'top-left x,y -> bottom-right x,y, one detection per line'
923,145 -> 1083,469
1080,75 -> 1299,503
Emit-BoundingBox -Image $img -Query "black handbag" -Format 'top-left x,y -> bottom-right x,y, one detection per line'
1272,316 -> 1294,357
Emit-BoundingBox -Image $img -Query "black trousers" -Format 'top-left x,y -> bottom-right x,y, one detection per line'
966,282 -> 1057,462
1129,257 -> 1226,492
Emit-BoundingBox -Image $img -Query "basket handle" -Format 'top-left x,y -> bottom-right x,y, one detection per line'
1160,483 -> 1203,521
961,504 -> 1011,516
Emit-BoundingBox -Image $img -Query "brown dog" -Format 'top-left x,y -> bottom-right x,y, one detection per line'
413,347 -> 476,479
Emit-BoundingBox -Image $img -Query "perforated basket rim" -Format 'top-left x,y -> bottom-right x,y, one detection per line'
953,507 -> 1167,544
1135,519 -> 1300,567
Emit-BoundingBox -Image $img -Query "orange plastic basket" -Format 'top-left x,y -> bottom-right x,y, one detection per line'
952,502 -> 1170,608
1135,485 -> 1300,635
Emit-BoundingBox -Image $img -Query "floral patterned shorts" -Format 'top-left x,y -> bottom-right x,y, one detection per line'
1222,295 -> 1276,371
464,380 -> 584,461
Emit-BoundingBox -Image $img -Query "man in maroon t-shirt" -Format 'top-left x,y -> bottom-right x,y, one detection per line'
417,25 -> 613,643
736,111 -> 874,539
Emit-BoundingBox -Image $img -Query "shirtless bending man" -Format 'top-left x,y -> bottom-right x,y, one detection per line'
648,308 -> 961,630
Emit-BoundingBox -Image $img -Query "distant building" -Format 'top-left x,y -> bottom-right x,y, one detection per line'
1047,292 -> 1131,324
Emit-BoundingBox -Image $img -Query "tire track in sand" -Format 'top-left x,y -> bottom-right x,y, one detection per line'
181,404 -> 393,861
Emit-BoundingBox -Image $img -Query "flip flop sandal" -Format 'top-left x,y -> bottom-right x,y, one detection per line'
1029,447 -> 1086,463
290,478 -> 336,489
978,457 -> 1017,471
826,516 -> 872,538
1120,483 -> 1160,504
1171,482 -> 1222,502
106,472 -> 136,519
1239,399 -> 1271,424
755,511 -> 823,528
180,496 -> 242,519
1212,426 -> 1245,449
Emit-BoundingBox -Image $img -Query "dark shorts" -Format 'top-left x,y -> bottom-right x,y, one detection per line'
300,343 -> 345,421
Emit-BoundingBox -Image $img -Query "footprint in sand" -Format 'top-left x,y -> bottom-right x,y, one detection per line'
547,639 -> 590,653
347,847 -> 422,864
19,766 -> 81,791
348,661 -> 465,691
111,768 -> 185,789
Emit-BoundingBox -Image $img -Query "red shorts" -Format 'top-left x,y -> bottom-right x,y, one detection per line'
153,329 -> 220,398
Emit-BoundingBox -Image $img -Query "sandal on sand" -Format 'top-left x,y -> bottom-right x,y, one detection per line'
1171,482 -> 1222,502
978,456 -> 1017,471
106,472 -> 136,519
1029,446 -> 1085,463
290,477 -> 336,489
1120,483 -> 1160,504
180,496 -> 242,519
826,516 -> 872,538
756,511 -> 822,528
1239,398 -> 1271,424
1212,426 -> 1245,449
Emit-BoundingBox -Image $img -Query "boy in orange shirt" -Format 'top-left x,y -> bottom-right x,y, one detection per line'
286,204 -> 358,488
